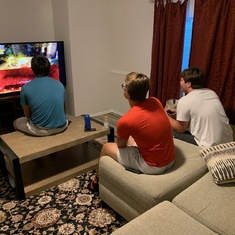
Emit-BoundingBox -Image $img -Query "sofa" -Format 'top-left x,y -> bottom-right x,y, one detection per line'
111,201 -> 217,235
99,139 -> 208,221
99,138 -> 235,234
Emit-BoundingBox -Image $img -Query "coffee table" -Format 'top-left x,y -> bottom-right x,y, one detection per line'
0,116 -> 114,199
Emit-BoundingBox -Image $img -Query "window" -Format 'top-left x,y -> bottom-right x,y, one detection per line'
180,0 -> 194,97
181,16 -> 193,70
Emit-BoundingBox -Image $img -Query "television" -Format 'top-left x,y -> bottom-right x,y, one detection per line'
0,41 -> 66,95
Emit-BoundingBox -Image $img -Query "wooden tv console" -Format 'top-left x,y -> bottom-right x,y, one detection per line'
0,116 -> 114,199
0,92 -> 24,134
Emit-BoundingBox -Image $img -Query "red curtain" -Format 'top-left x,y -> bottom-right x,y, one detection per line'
189,0 -> 235,124
150,0 -> 187,107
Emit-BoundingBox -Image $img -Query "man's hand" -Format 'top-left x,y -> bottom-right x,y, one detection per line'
117,138 -> 128,148
22,105 -> 32,118
117,136 -> 137,148
166,108 -> 177,119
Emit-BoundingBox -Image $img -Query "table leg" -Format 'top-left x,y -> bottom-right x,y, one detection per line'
0,138 -> 25,199
90,117 -> 115,143
107,126 -> 115,142
0,150 -> 8,177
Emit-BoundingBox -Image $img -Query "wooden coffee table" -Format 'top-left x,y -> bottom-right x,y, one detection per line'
0,116 -> 114,199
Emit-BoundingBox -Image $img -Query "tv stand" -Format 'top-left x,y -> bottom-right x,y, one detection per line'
0,92 -> 24,134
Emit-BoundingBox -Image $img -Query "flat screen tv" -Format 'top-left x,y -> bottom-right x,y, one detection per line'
0,41 -> 66,95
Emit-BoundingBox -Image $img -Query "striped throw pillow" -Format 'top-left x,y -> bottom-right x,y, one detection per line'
200,142 -> 235,184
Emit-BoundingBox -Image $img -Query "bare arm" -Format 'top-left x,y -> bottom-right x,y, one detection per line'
117,138 -> 128,148
167,115 -> 189,133
117,135 -> 137,148
22,105 -> 32,118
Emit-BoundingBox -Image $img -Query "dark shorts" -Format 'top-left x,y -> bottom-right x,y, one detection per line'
173,131 -> 198,146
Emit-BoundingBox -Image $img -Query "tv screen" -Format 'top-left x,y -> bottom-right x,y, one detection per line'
0,41 -> 66,95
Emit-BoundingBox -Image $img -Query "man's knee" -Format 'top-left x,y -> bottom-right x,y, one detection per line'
100,143 -> 109,157
100,143 -> 118,161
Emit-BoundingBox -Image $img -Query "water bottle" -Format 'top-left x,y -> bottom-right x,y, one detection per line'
103,115 -> 109,128
84,114 -> 91,130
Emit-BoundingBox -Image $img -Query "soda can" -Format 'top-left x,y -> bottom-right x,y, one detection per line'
84,114 -> 91,130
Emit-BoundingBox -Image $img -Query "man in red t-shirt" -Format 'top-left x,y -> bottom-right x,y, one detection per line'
91,72 -> 175,190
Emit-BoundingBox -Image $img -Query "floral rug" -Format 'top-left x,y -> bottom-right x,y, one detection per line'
0,169 -> 126,234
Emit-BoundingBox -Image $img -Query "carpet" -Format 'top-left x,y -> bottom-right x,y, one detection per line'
0,168 -> 126,234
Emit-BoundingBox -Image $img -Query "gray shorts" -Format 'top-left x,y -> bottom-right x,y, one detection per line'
117,146 -> 174,175
15,117 -> 68,137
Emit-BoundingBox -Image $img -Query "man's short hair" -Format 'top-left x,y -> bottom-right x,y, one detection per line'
31,55 -> 50,77
181,67 -> 205,89
125,72 -> 150,101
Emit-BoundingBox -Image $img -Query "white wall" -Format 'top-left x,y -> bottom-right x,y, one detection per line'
51,0 -> 75,116
0,0 -> 54,42
0,0 -> 154,116
66,0 -> 113,115
108,0 -> 154,114
64,0 -> 154,115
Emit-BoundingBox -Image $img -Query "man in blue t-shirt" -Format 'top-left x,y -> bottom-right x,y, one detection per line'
14,55 -> 68,136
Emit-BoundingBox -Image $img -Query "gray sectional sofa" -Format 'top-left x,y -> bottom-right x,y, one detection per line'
99,138 -> 235,235
111,201 -> 217,235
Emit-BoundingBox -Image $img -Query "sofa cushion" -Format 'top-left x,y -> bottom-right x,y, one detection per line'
200,142 -> 235,184
173,173 -> 235,235
99,138 -> 208,221
111,201 -> 216,235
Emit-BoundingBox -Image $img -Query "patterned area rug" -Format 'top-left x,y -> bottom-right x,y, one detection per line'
0,168 -> 126,234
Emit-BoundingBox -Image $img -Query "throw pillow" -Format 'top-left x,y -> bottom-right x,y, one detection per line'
200,142 -> 235,185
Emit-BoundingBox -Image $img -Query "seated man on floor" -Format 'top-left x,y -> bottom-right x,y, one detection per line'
14,55 -> 68,136
166,67 -> 233,148
91,72 -> 175,190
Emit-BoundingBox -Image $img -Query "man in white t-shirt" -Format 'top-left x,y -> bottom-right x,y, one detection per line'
167,67 -> 233,148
